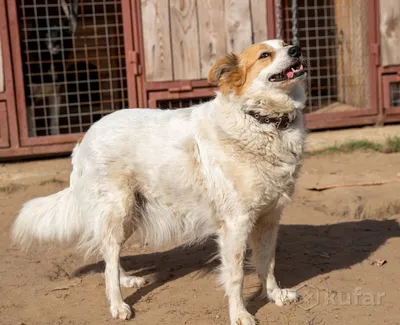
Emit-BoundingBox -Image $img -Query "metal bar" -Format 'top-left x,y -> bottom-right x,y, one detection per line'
291,0 -> 297,45
114,1 -> 124,109
102,0 -> 114,111
275,0 -> 282,39
80,2 -> 89,130
33,0 -> 49,135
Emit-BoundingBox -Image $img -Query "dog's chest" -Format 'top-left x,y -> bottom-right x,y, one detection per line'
220,128 -> 304,210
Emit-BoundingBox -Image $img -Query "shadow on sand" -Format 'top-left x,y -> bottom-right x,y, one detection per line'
73,219 -> 399,314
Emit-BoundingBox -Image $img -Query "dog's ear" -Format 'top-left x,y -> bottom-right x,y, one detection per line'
208,53 -> 238,83
208,53 -> 246,93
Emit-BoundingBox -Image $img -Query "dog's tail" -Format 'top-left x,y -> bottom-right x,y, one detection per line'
11,186 -> 83,249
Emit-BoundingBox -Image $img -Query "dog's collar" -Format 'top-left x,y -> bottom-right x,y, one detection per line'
246,110 -> 294,129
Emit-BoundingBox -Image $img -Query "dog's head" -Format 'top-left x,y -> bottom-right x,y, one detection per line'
208,40 -> 306,96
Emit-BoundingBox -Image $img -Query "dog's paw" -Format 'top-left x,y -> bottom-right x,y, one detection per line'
110,302 -> 132,320
120,275 -> 147,289
233,311 -> 259,325
268,288 -> 299,306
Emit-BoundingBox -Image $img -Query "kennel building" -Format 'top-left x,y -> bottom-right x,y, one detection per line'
0,0 -> 399,159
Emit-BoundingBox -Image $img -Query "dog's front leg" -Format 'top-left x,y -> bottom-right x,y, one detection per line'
218,215 -> 258,325
249,208 -> 298,306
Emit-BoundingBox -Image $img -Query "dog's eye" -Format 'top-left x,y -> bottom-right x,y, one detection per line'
259,52 -> 271,59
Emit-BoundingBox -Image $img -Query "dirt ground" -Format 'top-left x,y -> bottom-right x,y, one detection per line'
1,151 -> 399,325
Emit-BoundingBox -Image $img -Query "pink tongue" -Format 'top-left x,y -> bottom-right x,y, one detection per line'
286,71 -> 294,79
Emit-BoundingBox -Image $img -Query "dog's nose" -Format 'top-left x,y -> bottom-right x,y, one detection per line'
288,45 -> 301,58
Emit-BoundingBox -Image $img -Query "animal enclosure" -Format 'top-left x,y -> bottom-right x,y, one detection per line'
0,0 -> 399,159
280,0 -> 370,114
19,0 -> 128,137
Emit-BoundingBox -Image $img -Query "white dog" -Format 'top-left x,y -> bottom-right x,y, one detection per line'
12,39 -> 307,325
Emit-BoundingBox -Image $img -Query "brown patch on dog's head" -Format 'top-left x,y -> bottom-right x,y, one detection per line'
208,53 -> 244,93
208,43 -> 277,95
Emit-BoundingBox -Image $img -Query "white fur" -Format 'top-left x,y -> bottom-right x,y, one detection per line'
12,40 -> 307,325
11,187 -> 83,248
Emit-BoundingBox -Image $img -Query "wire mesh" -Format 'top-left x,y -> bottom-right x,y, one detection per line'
19,0 -> 128,137
390,82 -> 400,107
156,97 -> 213,110
280,0 -> 371,114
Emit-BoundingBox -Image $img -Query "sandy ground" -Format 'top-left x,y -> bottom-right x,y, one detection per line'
1,151 -> 400,325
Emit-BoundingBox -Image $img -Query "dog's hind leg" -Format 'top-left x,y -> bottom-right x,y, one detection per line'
102,234 -> 132,320
99,182 -> 150,320
119,264 -> 146,289
249,208 -> 298,306
98,187 -> 136,320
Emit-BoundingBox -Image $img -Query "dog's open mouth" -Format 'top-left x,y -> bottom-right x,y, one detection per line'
269,61 -> 305,82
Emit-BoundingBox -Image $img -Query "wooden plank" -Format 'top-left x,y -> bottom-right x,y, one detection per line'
170,0 -> 201,80
250,0 -> 268,43
224,0 -> 253,53
0,102 -> 9,147
335,0 -> 370,108
380,0 -> 400,66
0,35 -> 4,93
197,0 -> 226,79
140,0 -> 173,81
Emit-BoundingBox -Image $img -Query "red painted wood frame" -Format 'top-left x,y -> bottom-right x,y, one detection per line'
148,88 -> 216,109
382,74 -> 400,122
0,0 -> 16,150
1,0 -> 139,159
375,0 -> 400,125
0,102 -> 10,148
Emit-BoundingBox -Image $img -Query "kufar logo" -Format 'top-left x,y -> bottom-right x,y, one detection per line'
295,284 -> 386,310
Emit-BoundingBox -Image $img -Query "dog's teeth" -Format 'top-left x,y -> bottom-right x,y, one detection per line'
291,67 -> 295,72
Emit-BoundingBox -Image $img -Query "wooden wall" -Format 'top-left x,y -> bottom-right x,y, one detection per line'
380,0 -> 400,67
0,35 -> 4,93
335,0 -> 370,109
140,0 -> 268,82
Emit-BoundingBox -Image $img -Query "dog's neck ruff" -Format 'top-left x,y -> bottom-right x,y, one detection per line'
246,110 -> 294,129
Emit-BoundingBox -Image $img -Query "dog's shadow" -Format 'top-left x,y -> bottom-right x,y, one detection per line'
73,219 -> 399,315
